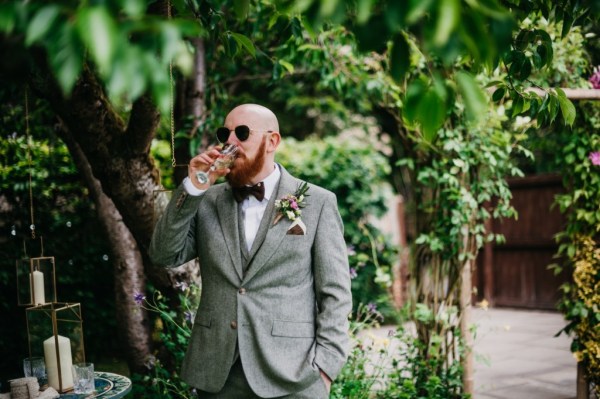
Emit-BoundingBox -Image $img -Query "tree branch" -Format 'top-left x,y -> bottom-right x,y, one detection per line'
127,93 -> 160,154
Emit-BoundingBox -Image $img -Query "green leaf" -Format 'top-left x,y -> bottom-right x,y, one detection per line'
514,29 -> 530,51
555,88 -> 576,126
107,46 -> 146,101
48,23 -> 83,94
389,34 -> 410,83
229,32 -> 256,57
0,3 -> 16,34
278,59 -> 294,74
26,5 -> 61,46
356,0 -> 374,24
532,49 -> 543,69
508,50 -> 525,76
539,93 -> 550,112
403,79 -> 427,125
121,0 -> 145,18
233,0 -> 250,20
406,0 -> 434,24
268,12 -> 281,30
384,1 -> 409,30
492,87 -> 505,102
456,71 -> 487,122
414,303 -> 434,322
354,14 -> 389,52
77,7 -> 117,74
561,11 -> 573,38
484,80 -> 503,88
516,58 -> 532,80
161,23 -> 181,64
291,17 -> 303,39
417,89 -> 445,142
534,29 -> 553,66
433,0 -> 460,46
319,0 -> 340,17
548,94 -> 559,123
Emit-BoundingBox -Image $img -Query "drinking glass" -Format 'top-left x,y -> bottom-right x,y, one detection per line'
71,362 -> 94,394
23,357 -> 47,387
195,144 -> 238,185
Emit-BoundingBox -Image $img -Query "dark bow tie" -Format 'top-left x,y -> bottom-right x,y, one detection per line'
232,182 -> 265,203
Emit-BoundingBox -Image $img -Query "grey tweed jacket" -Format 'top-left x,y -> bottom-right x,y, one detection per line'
149,166 -> 352,398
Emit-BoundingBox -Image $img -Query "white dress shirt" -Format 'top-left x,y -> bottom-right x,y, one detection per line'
182,165 -> 281,251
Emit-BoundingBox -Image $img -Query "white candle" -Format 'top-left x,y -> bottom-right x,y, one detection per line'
43,335 -> 74,391
30,270 -> 46,305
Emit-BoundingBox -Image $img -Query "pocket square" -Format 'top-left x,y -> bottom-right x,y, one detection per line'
286,219 -> 307,235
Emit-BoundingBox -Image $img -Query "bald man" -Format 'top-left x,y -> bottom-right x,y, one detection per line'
149,104 -> 352,398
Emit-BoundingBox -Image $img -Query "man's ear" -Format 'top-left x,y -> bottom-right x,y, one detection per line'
267,132 -> 281,153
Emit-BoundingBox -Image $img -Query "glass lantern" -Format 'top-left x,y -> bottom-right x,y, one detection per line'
26,302 -> 86,393
16,238 -> 57,306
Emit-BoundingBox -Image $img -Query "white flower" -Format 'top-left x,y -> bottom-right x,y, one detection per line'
286,210 -> 296,220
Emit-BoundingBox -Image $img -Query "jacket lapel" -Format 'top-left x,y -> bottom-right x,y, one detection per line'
216,186 -> 244,280
243,167 -> 299,283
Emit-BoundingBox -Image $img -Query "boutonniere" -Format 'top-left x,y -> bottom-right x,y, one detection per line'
273,181 -> 309,235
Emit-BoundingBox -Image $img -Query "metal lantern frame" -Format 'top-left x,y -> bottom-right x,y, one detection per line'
16,237 -> 58,306
16,238 -> 58,307
26,302 -> 86,393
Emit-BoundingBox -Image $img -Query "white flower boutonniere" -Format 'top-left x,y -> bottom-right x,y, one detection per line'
273,181 -> 309,235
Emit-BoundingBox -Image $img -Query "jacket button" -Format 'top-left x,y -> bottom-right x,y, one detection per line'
238,288 -> 246,295
230,321 -> 237,329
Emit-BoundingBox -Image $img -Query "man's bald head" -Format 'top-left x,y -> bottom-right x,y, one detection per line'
225,104 -> 279,133
223,104 -> 281,185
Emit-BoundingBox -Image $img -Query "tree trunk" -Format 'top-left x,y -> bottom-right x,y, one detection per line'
460,258 -> 474,395
61,127 -> 152,373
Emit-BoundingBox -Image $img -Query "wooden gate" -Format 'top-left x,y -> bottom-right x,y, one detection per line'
475,173 -> 570,310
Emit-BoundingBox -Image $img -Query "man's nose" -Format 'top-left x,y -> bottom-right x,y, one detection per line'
225,130 -> 238,145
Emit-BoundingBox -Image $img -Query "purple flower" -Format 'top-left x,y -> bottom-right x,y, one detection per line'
366,302 -> 377,313
590,67 -> 600,89
589,151 -> 600,166
184,311 -> 194,322
349,267 -> 358,279
134,293 -> 146,305
290,200 -> 299,210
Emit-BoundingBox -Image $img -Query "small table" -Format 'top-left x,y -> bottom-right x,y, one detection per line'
59,371 -> 131,399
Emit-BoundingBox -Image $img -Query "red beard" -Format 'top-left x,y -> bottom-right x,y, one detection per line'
226,137 -> 266,187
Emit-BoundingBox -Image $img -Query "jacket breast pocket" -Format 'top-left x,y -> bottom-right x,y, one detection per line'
194,311 -> 212,328
271,320 -> 315,338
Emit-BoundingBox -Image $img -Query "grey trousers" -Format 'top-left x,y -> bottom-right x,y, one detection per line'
197,359 -> 329,399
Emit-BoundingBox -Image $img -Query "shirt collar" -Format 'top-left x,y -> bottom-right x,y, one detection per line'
261,164 -> 281,201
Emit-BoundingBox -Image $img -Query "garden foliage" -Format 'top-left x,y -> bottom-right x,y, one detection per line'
496,19 -> 600,387
553,110 -> 600,387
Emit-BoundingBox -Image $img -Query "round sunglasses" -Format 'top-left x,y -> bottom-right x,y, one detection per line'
216,125 -> 274,143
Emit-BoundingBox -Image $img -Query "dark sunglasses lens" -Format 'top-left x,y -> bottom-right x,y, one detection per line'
216,127 -> 230,143
234,125 -> 250,141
